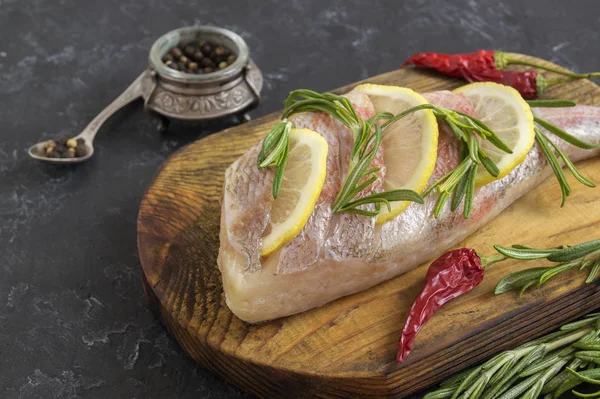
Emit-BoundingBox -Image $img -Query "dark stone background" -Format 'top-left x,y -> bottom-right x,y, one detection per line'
1,0 -> 599,397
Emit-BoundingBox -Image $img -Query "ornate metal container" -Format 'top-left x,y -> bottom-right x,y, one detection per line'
142,26 -> 263,121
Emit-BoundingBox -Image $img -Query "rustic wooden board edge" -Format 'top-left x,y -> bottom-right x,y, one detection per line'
137,53 -> 600,398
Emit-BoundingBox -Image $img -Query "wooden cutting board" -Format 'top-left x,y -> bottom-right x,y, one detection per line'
137,53 -> 600,398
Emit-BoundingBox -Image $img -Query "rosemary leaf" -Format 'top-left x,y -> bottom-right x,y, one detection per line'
562,318 -> 600,331
451,145 -> 470,212
494,267 -> 551,295
535,128 -> 571,206
493,245 -> 559,260
535,117 -> 599,149
441,367 -> 476,387
271,140 -> 289,199
527,99 -> 577,108
519,281 -> 536,297
433,192 -> 451,218
479,151 -> 500,178
546,137 -> 596,187
454,111 -> 513,153
572,390 -> 600,398
566,366 -> 600,384
575,352 -> 600,364
423,387 -> 456,399
338,189 -> 424,214
463,165 -> 478,219
574,342 -> 600,351
547,239 -> 600,262
539,261 -> 581,285
587,259 -> 600,283
450,365 -> 483,399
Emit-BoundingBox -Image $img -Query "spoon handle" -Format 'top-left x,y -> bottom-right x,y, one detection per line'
75,71 -> 146,142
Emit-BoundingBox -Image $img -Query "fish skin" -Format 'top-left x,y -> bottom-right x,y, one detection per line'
222,142 -> 273,272
218,94 -> 600,323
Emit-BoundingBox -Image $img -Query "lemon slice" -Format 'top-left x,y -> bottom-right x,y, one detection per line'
453,82 -> 535,185
354,84 -> 438,224
261,128 -> 328,256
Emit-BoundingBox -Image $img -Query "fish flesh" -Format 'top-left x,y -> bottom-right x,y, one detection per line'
218,90 -> 600,323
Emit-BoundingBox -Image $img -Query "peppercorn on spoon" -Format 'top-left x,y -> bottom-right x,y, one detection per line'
28,72 -> 145,164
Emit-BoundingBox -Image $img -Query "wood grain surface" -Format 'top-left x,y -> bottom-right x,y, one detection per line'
137,53 -> 600,398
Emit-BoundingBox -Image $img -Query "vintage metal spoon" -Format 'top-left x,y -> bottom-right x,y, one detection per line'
28,72 -> 145,164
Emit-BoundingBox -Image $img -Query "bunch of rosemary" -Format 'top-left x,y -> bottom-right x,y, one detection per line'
257,91 -> 597,219
258,90 -> 511,218
424,313 -> 600,399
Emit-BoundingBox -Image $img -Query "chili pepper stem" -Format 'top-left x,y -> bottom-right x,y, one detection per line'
545,75 -> 583,87
536,74 -> 584,96
497,51 -> 598,79
479,253 -> 507,269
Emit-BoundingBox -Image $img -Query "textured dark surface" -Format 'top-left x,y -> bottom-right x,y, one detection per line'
1,0 -> 599,398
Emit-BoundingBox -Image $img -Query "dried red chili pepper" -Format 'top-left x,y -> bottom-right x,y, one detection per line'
459,68 -> 541,99
402,50 -> 599,99
397,248 -> 504,363
402,50 -> 496,78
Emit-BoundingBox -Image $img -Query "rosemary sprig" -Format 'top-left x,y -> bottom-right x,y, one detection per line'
257,121 -> 292,198
493,238 -> 600,296
526,100 -> 598,207
400,106 -> 511,219
424,314 -> 600,399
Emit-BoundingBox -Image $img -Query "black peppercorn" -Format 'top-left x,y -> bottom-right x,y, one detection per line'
202,44 -> 212,55
193,51 -> 204,61
75,144 -> 87,157
162,53 -> 174,63
170,47 -> 183,58
184,45 -> 195,56
200,57 -> 212,67
204,67 -> 214,73
227,55 -> 236,64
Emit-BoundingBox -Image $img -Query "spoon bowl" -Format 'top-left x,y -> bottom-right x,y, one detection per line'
28,138 -> 94,164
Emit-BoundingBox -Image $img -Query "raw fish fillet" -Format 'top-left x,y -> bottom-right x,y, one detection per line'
218,91 -> 600,323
